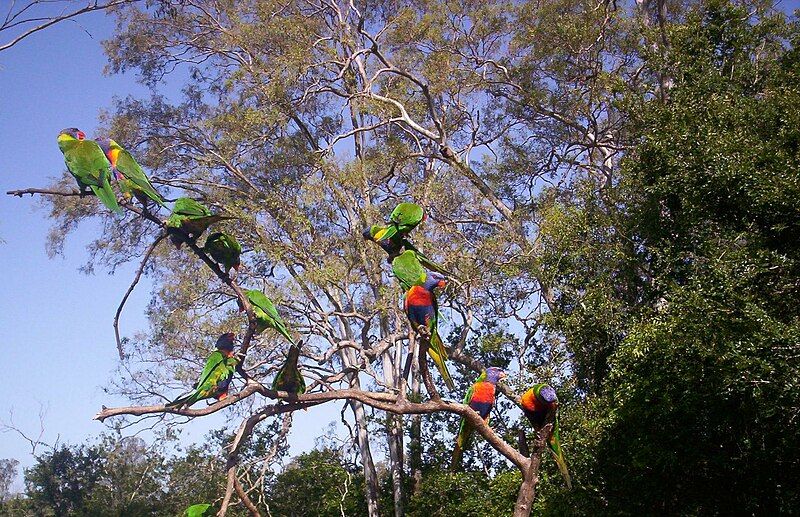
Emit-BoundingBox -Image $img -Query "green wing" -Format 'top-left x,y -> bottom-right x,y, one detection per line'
204,232 -> 242,271
185,503 -> 214,517
272,345 -> 306,394
167,351 -> 231,407
391,250 -> 427,290
245,290 -> 296,345
372,223 -> 398,242
89,176 -> 122,214
167,197 -> 210,227
167,198 -> 232,239
115,145 -> 166,206
172,197 -> 212,217
59,138 -> 121,213
389,202 -> 425,232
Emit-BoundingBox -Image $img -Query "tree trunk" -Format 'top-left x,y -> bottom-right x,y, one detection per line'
513,424 -> 551,517
342,348 -> 381,517
409,353 -> 423,495
383,344 -> 405,517
350,398 -> 380,517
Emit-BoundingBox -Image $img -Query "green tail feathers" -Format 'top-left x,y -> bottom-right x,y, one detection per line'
166,392 -> 198,408
138,183 -> 166,207
451,422 -> 472,470
450,442 -> 463,471
276,324 -> 296,348
90,176 -> 121,213
549,422 -> 572,488
551,447 -> 572,489
427,331 -> 455,390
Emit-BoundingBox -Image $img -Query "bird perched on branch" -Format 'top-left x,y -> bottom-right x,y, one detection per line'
167,333 -> 243,408
364,202 -> 449,274
57,128 -> 121,213
393,251 -> 455,390
272,344 -> 306,395
521,384 -> 572,489
365,202 -> 425,250
95,137 -> 165,208
166,197 -> 232,248
241,290 -> 296,345
204,232 -> 241,273
451,367 -> 507,470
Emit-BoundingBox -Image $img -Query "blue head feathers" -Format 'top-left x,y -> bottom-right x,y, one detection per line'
423,272 -> 447,291
538,385 -> 558,404
485,367 -> 506,384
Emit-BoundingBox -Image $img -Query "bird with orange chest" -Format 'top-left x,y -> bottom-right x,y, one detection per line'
450,367 -> 507,470
521,384 -> 572,489
403,269 -> 455,390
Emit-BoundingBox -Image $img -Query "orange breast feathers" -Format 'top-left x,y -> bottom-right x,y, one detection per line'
108,147 -> 120,166
520,389 -> 537,411
405,285 -> 434,308
520,389 -> 551,412
470,381 -> 497,404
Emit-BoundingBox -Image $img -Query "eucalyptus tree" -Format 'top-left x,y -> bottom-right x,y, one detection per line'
9,0 -> 778,515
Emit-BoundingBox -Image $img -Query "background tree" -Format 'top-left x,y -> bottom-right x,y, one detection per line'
0,459 -> 19,503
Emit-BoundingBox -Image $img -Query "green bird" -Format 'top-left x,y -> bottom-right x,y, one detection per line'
241,290 -> 296,345
204,232 -> 242,272
56,128 -> 121,213
167,333 -> 241,408
95,138 -> 166,207
185,504 -> 214,517
373,202 -> 425,242
363,202 -> 450,275
393,250 -> 455,390
272,344 -> 306,395
166,197 -> 232,248
521,384 -> 572,488
451,367 -> 506,470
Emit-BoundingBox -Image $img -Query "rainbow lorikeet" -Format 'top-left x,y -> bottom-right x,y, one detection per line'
241,290 -> 296,345
272,344 -> 306,395
363,202 -> 449,274
167,333 -> 241,408
393,251 -> 454,390
166,197 -> 232,248
368,202 -> 425,244
95,138 -> 165,207
521,384 -> 572,489
204,232 -> 241,272
185,503 -> 213,517
56,128 -> 121,213
451,367 -> 506,469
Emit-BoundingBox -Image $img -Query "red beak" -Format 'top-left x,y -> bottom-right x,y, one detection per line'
437,280 -> 447,288
76,131 -> 85,140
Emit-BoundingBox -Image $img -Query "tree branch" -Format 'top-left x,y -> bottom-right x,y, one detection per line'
95,383 -> 528,470
113,233 -> 166,360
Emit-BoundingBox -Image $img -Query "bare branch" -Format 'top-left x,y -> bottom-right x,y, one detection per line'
0,0 -> 136,53
114,233 -> 166,360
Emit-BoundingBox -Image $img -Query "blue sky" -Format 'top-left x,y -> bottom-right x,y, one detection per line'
0,6 -> 341,489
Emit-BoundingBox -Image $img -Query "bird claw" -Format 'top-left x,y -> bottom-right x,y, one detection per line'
416,326 -> 431,341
